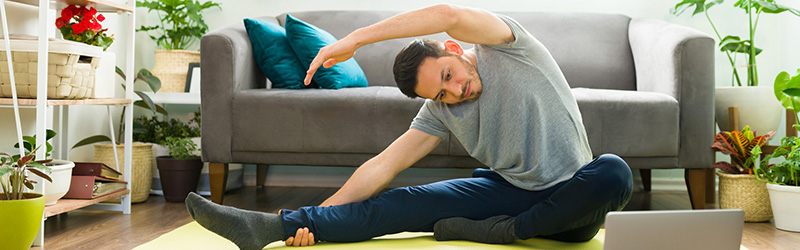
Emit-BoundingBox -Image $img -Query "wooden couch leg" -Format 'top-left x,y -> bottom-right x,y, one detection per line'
257,164 -> 268,189
639,169 -> 652,192
685,169 -> 707,209
209,163 -> 229,204
705,168 -> 716,204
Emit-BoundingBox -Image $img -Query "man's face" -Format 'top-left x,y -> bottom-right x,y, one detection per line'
414,55 -> 483,104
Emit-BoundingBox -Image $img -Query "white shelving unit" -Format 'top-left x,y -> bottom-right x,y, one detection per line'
0,0 -> 136,247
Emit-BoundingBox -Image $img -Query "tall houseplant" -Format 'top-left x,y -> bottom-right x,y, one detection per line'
711,125 -> 775,222
671,0 -> 800,132
136,0 -> 220,92
0,149 -> 52,250
749,69 -> 800,232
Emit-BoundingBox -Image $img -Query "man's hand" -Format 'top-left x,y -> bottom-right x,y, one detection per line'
304,37 -> 359,85
285,227 -> 316,247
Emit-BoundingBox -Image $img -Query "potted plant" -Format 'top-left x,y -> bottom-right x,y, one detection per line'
671,0 -> 800,133
55,5 -> 114,51
136,0 -> 221,92
0,149 -> 52,250
712,125 -> 775,222
133,110 -> 201,194
70,67 -> 166,203
156,136 -> 203,202
13,129 -> 75,206
748,69 -> 800,232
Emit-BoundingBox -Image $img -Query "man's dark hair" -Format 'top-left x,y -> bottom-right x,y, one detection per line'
393,39 -> 449,98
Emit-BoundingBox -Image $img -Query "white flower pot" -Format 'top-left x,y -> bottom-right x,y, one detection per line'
45,160 -> 75,206
767,183 -> 800,232
715,86 -> 782,133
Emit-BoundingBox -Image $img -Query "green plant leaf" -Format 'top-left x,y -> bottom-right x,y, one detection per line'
71,135 -> 112,149
115,66 -> 126,81
719,36 -> 763,55
28,168 -> 52,183
137,68 -> 161,92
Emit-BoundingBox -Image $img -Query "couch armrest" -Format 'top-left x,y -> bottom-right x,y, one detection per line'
628,19 -> 715,169
201,20 -> 268,163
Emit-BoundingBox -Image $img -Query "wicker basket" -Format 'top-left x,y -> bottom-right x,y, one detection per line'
0,38 -> 101,99
717,171 -> 772,222
151,50 -> 200,93
93,143 -> 154,203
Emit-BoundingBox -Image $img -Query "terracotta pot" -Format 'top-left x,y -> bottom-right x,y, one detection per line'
157,156 -> 203,202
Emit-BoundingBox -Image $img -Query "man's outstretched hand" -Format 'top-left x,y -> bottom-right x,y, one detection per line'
304,36 -> 360,86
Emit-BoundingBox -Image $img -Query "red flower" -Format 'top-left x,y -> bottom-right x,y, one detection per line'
89,21 -> 102,32
89,7 -> 97,16
97,14 -> 105,22
55,17 -> 67,28
61,8 -> 72,21
72,21 -> 88,34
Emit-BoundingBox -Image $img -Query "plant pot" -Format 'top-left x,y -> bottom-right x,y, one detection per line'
715,86 -> 782,133
156,156 -> 203,202
45,160 -> 75,206
151,49 -> 200,93
767,183 -> 800,232
0,193 -> 45,250
717,172 -> 772,222
93,143 -> 153,203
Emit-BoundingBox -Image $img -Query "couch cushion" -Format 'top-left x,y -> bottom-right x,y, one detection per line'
572,88 -> 679,157
232,86 -> 453,156
284,14 -> 368,89
242,18 -> 306,89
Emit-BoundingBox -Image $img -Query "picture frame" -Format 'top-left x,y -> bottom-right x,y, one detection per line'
185,62 -> 201,93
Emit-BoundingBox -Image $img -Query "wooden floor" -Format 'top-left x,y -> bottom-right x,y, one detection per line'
35,186 -> 799,250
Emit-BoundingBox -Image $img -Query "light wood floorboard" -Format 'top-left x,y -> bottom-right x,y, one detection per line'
33,187 -> 798,250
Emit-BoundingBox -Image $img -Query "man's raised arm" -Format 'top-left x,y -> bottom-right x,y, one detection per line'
303,4 -> 514,85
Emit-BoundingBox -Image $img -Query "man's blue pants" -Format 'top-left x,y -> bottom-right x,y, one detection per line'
281,153 -> 633,242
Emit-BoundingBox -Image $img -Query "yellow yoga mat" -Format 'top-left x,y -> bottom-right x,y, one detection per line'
134,221 -> 606,250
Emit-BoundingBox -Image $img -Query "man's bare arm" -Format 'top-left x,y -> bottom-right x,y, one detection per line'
304,4 -> 513,85
319,128 -> 442,207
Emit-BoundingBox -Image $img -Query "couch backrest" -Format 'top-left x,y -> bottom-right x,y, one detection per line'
279,11 -> 636,90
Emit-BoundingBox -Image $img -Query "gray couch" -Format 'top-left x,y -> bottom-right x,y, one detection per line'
201,11 -> 715,208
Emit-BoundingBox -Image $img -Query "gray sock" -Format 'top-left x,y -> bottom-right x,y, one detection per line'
433,215 -> 517,244
185,192 -> 285,250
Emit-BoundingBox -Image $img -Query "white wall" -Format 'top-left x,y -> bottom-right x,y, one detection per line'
2,1 -> 799,181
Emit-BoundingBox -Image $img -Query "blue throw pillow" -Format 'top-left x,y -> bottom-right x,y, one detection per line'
243,18 -> 306,89
284,14 -> 368,89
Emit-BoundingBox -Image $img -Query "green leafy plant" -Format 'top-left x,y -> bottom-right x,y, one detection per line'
136,0 -> 221,50
712,125 -> 776,174
747,69 -> 800,186
671,0 -> 800,86
71,67 -> 168,150
133,110 -> 200,144
12,129 -> 56,161
0,148 -> 53,200
163,136 -> 199,159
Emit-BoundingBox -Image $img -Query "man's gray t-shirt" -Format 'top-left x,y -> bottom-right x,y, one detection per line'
410,15 -> 593,191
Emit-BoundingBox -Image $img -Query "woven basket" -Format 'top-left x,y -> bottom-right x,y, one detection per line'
717,172 -> 772,222
151,50 -> 200,93
93,143 -> 154,203
0,50 -> 99,99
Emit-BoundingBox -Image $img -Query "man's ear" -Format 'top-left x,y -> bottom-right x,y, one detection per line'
443,40 -> 463,55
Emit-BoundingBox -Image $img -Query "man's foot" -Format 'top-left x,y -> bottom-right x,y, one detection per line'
433,215 -> 517,244
185,192 -> 285,250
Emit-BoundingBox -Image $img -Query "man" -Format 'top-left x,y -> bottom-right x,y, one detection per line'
186,4 -> 633,249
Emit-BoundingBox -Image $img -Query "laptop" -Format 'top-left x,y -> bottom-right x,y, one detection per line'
604,209 -> 745,250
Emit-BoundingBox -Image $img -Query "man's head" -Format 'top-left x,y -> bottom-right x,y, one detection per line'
393,39 -> 483,104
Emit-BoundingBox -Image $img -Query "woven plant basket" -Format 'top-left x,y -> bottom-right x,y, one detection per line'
0,50 -> 99,99
151,50 -> 200,93
93,143 -> 154,203
717,171 -> 772,222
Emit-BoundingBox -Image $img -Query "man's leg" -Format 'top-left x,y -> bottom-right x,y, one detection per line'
280,168 -> 563,243
435,154 -> 633,243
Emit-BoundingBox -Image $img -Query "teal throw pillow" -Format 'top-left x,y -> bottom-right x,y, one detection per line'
243,18 -> 306,89
284,14 -> 368,89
